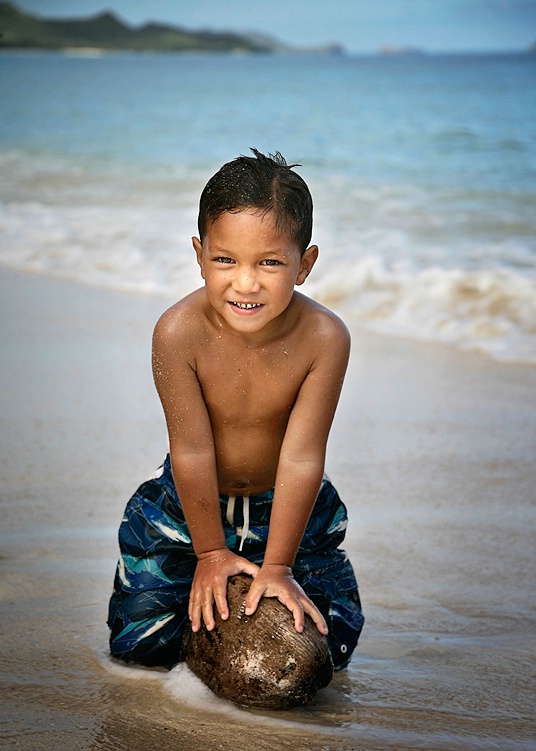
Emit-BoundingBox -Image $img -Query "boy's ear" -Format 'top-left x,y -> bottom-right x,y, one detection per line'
295,244 -> 319,286
192,237 -> 205,279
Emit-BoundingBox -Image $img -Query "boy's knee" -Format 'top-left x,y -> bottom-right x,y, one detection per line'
327,596 -> 365,670
109,612 -> 187,669
110,634 -> 179,669
108,592 -> 188,669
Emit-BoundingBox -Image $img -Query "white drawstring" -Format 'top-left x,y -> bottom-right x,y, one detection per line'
226,495 -> 236,526
239,496 -> 249,552
226,495 -> 250,551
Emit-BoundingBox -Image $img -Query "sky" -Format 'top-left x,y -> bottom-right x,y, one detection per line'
11,0 -> 536,54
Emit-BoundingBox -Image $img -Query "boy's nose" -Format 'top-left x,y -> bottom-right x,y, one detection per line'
232,266 -> 260,294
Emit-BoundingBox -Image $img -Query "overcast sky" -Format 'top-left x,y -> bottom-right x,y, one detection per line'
12,0 -> 536,53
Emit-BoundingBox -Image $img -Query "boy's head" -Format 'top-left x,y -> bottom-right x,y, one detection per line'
197,149 -> 313,254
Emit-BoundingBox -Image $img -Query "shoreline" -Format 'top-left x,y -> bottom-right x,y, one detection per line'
1,268 -> 535,750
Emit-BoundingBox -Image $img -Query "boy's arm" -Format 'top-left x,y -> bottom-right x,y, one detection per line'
244,315 -> 351,634
152,306 -> 259,631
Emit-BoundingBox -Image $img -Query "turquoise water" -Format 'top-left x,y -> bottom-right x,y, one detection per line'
1,51 -> 535,360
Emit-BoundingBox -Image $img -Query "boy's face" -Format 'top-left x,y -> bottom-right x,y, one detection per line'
193,209 -> 318,337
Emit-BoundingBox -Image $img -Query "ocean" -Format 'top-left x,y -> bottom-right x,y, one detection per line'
1,50 -> 535,362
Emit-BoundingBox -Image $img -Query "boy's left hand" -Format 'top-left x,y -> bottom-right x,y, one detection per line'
244,563 -> 329,636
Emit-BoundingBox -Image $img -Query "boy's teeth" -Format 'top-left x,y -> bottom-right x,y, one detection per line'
234,302 -> 261,309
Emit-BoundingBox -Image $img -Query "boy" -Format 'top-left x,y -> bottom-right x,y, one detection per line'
108,149 -> 364,671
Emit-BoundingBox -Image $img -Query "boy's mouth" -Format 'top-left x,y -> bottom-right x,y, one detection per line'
229,301 -> 263,310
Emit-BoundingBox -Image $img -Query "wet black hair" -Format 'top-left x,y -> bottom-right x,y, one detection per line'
197,148 -> 313,254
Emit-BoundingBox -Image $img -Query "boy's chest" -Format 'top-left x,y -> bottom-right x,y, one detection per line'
195,343 -> 310,424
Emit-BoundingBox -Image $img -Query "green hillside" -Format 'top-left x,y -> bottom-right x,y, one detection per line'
0,2 -> 281,53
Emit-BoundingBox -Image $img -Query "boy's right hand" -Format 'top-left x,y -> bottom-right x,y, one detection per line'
189,548 -> 259,633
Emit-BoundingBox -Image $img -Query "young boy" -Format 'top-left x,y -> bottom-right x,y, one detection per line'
108,149 -> 364,671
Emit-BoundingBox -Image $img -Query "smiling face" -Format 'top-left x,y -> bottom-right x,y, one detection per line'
193,209 -> 318,338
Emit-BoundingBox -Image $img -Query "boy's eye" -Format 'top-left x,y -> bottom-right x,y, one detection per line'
261,259 -> 281,266
214,256 -> 234,264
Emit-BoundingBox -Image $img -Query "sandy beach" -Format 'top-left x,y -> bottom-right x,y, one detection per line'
1,267 -> 535,751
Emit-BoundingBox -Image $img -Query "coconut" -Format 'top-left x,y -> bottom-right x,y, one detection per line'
183,574 -> 333,709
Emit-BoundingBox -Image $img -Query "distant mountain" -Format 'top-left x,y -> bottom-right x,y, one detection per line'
0,2 -> 292,53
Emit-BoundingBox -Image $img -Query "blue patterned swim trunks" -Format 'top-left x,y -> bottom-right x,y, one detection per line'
108,455 -> 364,670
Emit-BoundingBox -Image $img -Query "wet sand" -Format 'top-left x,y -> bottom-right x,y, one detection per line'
1,268 -> 535,751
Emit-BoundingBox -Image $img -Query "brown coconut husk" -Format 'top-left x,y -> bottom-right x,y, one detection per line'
182,574 -> 333,709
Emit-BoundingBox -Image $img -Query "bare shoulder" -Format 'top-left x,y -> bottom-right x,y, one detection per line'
153,288 -> 206,352
151,289 -> 210,384
293,292 -> 351,356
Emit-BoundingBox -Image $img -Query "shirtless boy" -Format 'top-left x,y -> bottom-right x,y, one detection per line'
108,150 -> 364,670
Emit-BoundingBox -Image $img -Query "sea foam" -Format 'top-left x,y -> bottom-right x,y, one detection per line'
308,257 -> 536,363
2,195 -> 534,363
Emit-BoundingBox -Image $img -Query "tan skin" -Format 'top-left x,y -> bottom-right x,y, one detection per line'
152,208 -> 350,637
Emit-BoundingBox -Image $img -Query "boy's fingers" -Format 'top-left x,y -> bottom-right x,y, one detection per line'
271,591 -> 305,633
286,598 -> 305,634
278,592 -> 329,636
244,596 -> 260,616
189,601 -> 201,632
302,598 -> 329,635
213,585 -> 229,621
201,596 -> 216,631
244,581 -> 264,615
242,560 -> 261,578
190,583 -> 217,631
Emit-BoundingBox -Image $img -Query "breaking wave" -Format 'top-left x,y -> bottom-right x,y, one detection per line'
1,197 -> 535,363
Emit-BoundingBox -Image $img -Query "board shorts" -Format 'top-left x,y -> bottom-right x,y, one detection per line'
108,455 -> 364,670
